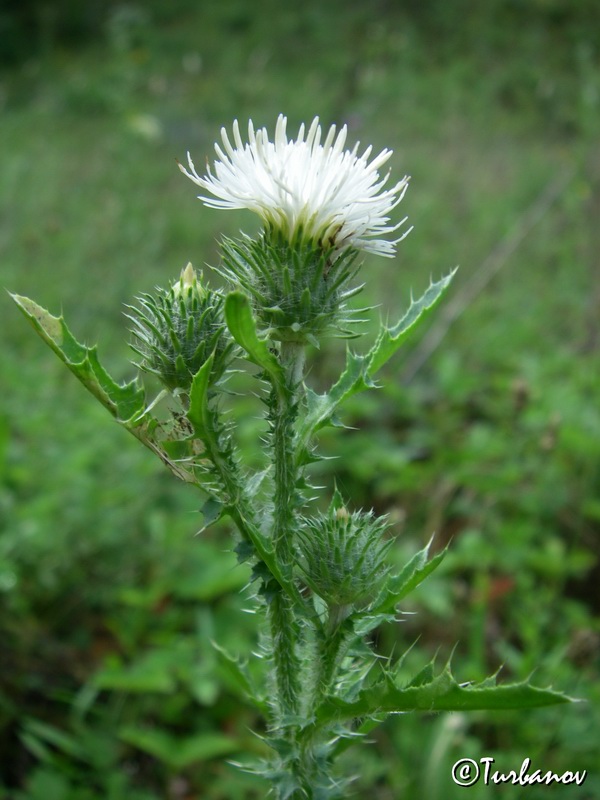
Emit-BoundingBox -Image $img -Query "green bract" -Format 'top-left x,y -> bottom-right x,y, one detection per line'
220,230 -> 364,344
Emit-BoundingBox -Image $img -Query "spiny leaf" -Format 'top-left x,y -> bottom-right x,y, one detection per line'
10,293 -> 146,424
295,271 -> 456,456
366,269 -> 457,375
296,351 -> 371,462
371,537 -> 448,615
315,662 -> 574,726
10,294 -> 207,484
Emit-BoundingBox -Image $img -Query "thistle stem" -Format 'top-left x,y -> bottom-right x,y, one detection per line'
269,340 -> 305,720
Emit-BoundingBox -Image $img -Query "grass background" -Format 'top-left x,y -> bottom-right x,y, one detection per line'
1,1 -> 599,797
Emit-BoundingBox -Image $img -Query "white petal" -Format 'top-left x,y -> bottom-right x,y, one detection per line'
181,116 -> 411,257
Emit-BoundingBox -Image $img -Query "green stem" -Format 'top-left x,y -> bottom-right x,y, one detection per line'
268,343 -> 348,798
269,340 -> 305,719
269,591 -> 301,719
192,391 -> 306,609
271,341 -> 305,572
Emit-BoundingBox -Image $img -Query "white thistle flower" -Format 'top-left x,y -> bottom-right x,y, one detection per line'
179,115 -> 412,258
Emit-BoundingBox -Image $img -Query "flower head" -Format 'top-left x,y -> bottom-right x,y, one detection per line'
179,115 -> 411,258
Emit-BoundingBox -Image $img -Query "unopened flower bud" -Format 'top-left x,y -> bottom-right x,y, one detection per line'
172,262 -> 204,300
127,264 -> 235,394
297,493 -> 391,609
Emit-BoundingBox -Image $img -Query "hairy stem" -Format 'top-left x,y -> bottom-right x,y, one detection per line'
268,340 -> 306,719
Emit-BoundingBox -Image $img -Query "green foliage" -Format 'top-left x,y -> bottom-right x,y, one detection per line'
20,250 -> 580,798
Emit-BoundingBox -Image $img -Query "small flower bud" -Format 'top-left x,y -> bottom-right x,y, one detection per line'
127,264 -> 235,394
172,262 -> 204,299
297,493 -> 391,609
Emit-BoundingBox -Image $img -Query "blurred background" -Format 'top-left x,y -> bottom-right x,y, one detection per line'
1,1 -> 599,798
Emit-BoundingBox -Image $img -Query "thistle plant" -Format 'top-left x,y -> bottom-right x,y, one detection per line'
11,115 -> 571,798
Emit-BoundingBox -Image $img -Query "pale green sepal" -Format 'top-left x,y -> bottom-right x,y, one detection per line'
366,268 -> 457,375
10,293 -> 146,424
224,291 -> 284,391
316,663 -> 573,725
371,537 -> 448,615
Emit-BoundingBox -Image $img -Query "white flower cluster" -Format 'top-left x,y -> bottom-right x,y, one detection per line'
179,115 -> 411,257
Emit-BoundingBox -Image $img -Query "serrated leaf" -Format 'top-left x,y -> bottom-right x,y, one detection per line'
10,293 -> 200,482
10,293 -> 146,423
371,538 -> 448,615
295,272 -> 456,457
224,291 -> 284,389
366,269 -> 457,375
316,663 -> 573,726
